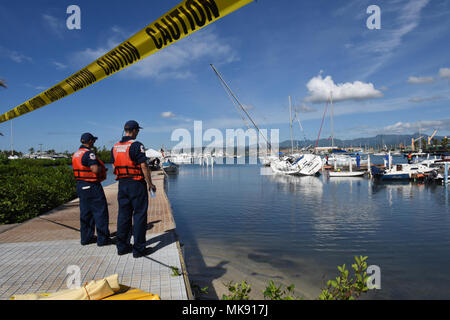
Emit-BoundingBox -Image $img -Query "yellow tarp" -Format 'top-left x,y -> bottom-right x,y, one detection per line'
10,274 -> 160,300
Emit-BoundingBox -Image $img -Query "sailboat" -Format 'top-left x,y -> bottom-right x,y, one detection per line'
269,96 -> 322,176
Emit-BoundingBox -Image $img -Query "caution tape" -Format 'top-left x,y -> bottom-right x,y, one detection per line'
0,0 -> 253,123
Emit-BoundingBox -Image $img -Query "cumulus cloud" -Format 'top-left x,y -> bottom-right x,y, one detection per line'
439,68 -> 450,79
304,74 -> 383,103
407,76 -> 435,84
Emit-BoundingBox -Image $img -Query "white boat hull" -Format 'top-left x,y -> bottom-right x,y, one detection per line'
329,171 -> 365,177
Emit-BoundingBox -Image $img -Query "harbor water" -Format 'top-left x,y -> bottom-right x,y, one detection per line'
162,157 -> 450,299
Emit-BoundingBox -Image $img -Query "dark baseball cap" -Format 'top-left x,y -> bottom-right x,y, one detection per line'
124,120 -> 143,130
80,133 -> 98,143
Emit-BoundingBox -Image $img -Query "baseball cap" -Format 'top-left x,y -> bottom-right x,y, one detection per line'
80,133 -> 98,143
124,120 -> 143,130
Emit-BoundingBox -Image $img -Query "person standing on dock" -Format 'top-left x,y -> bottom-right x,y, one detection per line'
408,152 -> 413,164
356,153 -> 361,169
112,120 -> 157,258
72,133 -> 111,246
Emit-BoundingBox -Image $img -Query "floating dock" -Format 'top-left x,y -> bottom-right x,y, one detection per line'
0,171 -> 192,300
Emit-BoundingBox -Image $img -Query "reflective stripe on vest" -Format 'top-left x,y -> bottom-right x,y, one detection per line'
113,140 -> 144,181
72,149 -> 106,182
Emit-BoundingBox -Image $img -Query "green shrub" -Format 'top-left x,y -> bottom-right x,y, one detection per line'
318,256 -> 370,300
222,281 -> 252,300
0,159 -> 77,224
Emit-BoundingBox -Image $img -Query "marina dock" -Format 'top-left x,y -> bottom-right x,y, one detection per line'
0,171 -> 192,300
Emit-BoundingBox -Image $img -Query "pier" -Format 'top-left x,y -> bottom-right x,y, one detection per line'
0,171 -> 192,300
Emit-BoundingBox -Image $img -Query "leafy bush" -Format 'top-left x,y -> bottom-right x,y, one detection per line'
221,256 -> 371,300
222,281 -> 252,300
0,159 -> 77,224
263,280 -> 299,300
318,256 -> 370,300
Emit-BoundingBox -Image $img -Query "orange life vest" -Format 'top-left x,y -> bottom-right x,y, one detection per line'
72,148 -> 107,182
112,140 -> 144,181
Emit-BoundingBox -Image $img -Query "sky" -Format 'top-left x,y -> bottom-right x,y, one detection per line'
0,0 -> 449,153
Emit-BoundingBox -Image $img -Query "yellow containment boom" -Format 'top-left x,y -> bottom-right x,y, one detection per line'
0,0 -> 253,123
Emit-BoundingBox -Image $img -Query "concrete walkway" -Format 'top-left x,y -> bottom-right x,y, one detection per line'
0,172 -> 192,300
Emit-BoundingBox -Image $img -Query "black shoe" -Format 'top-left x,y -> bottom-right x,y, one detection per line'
117,245 -> 132,256
97,238 -> 115,247
81,236 -> 97,246
133,247 -> 152,258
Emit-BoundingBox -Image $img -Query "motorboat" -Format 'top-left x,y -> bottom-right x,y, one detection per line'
162,159 -> 179,174
371,163 -> 435,180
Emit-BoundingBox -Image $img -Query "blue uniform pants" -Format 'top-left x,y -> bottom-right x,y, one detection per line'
116,180 -> 148,255
76,181 -> 110,245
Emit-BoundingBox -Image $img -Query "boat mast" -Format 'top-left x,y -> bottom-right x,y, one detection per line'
330,91 -> 334,149
289,96 -> 294,154
210,64 -> 272,150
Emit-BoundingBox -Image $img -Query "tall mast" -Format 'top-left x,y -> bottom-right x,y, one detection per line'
330,91 -> 334,149
210,64 -> 271,150
289,96 -> 293,154
10,120 -> 13,156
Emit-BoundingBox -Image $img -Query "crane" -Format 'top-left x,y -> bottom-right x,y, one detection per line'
427,129 -> 438,145
411,136 -> 423,151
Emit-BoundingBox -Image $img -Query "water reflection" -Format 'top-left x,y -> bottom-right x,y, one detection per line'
268,174 -> 323,198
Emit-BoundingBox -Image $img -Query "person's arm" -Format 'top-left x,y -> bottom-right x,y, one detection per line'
141,162 -> 156,192
90,164 -> 100,175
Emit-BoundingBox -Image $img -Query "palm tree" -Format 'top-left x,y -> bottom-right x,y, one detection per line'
442,137 -> 449,151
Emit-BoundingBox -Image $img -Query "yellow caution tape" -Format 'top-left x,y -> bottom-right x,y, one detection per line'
0,0 -> 253,123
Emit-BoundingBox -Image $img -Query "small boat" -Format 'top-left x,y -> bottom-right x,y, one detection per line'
329,171 -> 365,177
162,159 -> 179,174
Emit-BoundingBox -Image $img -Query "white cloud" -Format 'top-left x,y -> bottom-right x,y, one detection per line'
409,95 -> 443,103
407,76 -> 435,84
439,68 -> 450,79
356,0 -> 430,78
74,28 -> 238,80
124,29 -> 238,79
304,74 -> 383,103
161,111 -> 176,118
0,46 -> 32,63
382,119 -> 450,134
42,14 -> 66,38
52,61 -> 67,70
294,103 -> 316,113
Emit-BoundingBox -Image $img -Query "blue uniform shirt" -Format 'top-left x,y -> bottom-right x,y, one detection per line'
79,145 -> 100,167
110,136 -> 147,165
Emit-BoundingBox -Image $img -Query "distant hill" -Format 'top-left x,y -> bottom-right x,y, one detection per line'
279,133 -> 447,149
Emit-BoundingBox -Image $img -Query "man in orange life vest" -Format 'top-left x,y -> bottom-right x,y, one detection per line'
111,121 -> 156,258
72,133 -> 111,246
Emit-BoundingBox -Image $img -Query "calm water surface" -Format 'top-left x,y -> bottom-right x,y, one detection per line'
163,159 -> 450,299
